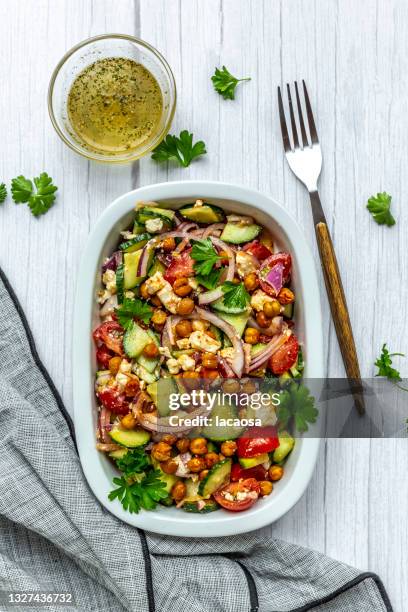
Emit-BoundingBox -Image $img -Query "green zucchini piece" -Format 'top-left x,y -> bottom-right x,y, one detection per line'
119,233 -> 151,253
281,302 -> 294,319
109,426 -> 151,448
198,459 -> 232,497
273,432 -> 295,463
116,263 -> 125,304
220,223 -> 261,244
179,203 -> 225,224
202,403 -> 245,441
123,321 -> 151,358
183,500 -> 220,513
217,311 -> 249,337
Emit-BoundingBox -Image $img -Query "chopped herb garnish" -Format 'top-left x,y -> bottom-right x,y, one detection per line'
366,192 -> 395,227
115,297 -> 153,329
277,382 -> 318,433
108,470 -> 168,514
196,268 -> 221,290
0,183 -> 7,204
211,65 -> 251,100
221,281 -> 250,310
191,238 -> 222,276
11,172 -> 58,217
151,130 -> 206,167
375,344 -> 407,391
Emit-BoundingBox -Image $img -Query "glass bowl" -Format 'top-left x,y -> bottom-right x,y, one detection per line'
48,34 -> 176,163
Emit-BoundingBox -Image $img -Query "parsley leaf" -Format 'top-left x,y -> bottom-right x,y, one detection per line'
277,382 -> 318,433
196,268 -> 221,290
366,192 -> 395,227
211,65 -> 251,100
191,238 -> 222,276
11,172 -> 58,217
375,344 -> 404,382
115,448 -> 151,477
115,297 -> 153,329
151,130 -> 206,167
222,281 -> 250,310
0,183 -> 7,204
108,470 -> 168,514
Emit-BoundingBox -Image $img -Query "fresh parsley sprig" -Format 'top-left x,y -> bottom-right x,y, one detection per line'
191,238 -> 222,276
196,268 -> 221,290
151,130 -> 206,167
115,297 -> 153,329
115,448 -> 151,478
108,470 -> 168,514
221,281 -> 250,310
375,344 -> 407,391
277,382 -> 318,433
11,172 -> 58,217
366,192 -> 395,227
211,66 -> 251,100
0,183 -> 7,204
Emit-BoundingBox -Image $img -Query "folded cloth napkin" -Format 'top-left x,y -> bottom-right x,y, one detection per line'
0,268 -> 393,612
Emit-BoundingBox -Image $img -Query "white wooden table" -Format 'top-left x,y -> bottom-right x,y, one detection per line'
1,1 -> 407,609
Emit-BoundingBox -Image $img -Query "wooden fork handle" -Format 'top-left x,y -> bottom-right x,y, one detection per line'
315,221 -> 365,415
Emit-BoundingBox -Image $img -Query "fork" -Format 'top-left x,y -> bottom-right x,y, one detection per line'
278,81 -> 365,415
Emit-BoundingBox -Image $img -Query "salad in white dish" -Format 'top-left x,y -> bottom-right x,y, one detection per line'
93,200 -> 307,515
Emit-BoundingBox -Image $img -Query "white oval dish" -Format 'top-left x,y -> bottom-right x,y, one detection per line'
73,181 -> 324,537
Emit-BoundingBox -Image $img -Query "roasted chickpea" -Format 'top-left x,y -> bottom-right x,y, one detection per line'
176,438 -> 191,453
121,413 -> 137,430
161,434 -> 178,446
278,288 -> 295,304
140,282 -> 150,300
162,236 -> 176,252
269,465 -> 284,481
244,327 -> 260,344
244,272 -> 259,292
263,299 -> 281,318
222,379 -> 241,394
177,297 -> 195,316
241,379 -> 257,394
182,370 -> 200,390
259,481 -> 273,496
256,311 -> 271,328
143,342 -> 159,358
202,369 -> 219,380
187,457 -> 206,472
218,250 -> 230,265
142,402 -> 156,414
173,277 -> 193,297
202,353 -> 218,369
220,440 -> 237,457
150,295 -> 162,307
232,276 -> 241,285
199,469 -> 209,481
205,452 -> 220,468
218,453 -> 225,462
160,459 -> 178,475
151,441 -> 172,462
108,356 -> 122,375
171,481 -> 187,502
151,309 -> 167,330
175,319 -> 193,338
190,437 -> 208,455
205,330 -> 217,340
124,378 -> 140,397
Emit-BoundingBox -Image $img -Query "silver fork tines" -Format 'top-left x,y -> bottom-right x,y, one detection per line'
278,81 -> 322,193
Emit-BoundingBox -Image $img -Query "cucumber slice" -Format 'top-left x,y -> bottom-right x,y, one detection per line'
124,251 -> 144,289
116,264 -> 125,304
183,500 -> 220,513
136,353 -> 159,373
273,432 -> 295,463
217,311 -> 249,337
148,259 -> 166,277
132,221 -> 145,234
152,458 -> 180,494
220,223 -> 261,244
137,206 -> 175,226
123,322 -> 151,358
239,453 -> 269,469
281,303 -> 294,319
179,203 -> 225,224
146,378 -> 178,417
135,364 -> 158,384
212,296 -> 248,314
198,459 -> 232,497
109,426 -> 151,448
119,233 -> 151,253
108,448 -> 128,460
202,404 -> 245,441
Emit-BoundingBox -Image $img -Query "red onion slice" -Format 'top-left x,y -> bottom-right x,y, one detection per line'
102,251 -> 122,273
248,331 -> 291,372
198,237 -> 236,304
264,262 -> 284,294
202,223 -> 225,238
99,406 -> 112,443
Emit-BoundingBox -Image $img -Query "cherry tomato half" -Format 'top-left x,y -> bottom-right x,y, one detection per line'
259,253 -> 292,296
164,249 -> 194,285
243,240 -> 272,261
97,387 -> 129,415
230,463 -> 268,482
269,334 -> 299,375
96,346 -> 113,369
214,478 -> 260,512
93,321 -> 124,355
